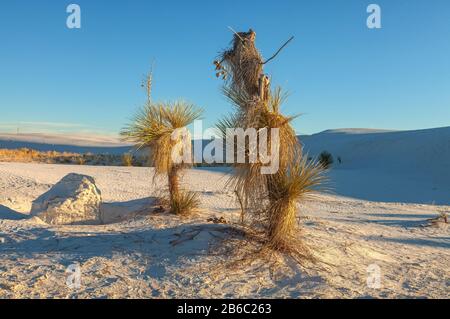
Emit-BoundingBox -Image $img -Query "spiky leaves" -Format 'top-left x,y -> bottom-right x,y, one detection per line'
265,157 -> 326,257
218,86 -> 302,209
122,101 -> 202,173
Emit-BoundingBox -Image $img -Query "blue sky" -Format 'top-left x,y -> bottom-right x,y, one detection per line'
0,0 -> 449,136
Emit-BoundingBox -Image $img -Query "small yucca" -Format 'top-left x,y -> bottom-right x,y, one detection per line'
121,101 -> 203,214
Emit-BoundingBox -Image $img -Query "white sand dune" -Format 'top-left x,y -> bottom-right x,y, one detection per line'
301,126 -> 450,205
0,162 -> 448,298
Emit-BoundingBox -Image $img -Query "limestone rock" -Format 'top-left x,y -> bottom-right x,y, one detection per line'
31,173 -> 102,225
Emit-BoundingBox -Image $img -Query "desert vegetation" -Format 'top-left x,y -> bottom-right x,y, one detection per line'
121,79 -> 203,216
214,29 -> 325,263
318,151 -> 334,169
0,148 -> 148,166
121,152 -> 134,166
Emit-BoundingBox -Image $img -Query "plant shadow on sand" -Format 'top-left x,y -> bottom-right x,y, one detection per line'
99,197 -> 158,224
328,213 -> 437,228
0,200 -> 326,292
366,236 -> 450,249
0,216 -> 235,272
0,205 -> 28,221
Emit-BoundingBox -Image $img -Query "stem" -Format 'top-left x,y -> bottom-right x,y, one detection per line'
168,165 -> 180,202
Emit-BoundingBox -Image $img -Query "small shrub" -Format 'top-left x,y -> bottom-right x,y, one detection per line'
318,151 -> 334,169
169,191 -> 200,216
122,153 -> 133,166
439,211 -> 448,224
0,148 -> 133,166
77,156 -> 86,165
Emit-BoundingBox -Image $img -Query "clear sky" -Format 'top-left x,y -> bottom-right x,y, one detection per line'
0,0 -> 449,136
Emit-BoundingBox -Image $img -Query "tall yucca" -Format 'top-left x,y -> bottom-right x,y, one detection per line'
216,29 -> 325,260
121,101 -> 203,214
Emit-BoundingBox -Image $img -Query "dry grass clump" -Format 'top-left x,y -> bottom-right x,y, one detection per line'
0,148 -> 85,165
122,153 -> 133,166
121,101 -> 203,215
167,190 -> 200,216
0,148 -> 150,167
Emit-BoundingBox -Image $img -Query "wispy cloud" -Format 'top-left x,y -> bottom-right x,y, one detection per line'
0,121 -> 117,137
0,121 -> 87,128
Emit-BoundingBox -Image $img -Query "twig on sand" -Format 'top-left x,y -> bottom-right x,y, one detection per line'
170,225 -> 237,246
170,230 -> 201,246
235,190 -> 246,224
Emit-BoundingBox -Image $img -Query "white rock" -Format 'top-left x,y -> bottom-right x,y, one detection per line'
30,173 -> 102,225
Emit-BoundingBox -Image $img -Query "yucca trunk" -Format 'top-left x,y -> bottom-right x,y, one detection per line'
168,165 -> 181,202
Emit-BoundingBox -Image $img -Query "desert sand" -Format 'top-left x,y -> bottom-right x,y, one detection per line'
0,161 -> 448,298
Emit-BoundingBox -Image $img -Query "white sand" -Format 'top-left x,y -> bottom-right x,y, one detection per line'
301,126 -> 450,205
0,162 -> 448,298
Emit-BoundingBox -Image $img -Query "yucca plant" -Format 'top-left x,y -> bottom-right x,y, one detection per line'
121,101 -> 203,215
215,29 -> 325,260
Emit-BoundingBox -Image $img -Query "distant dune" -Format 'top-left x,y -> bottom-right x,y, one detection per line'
301,126 -> 450,205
